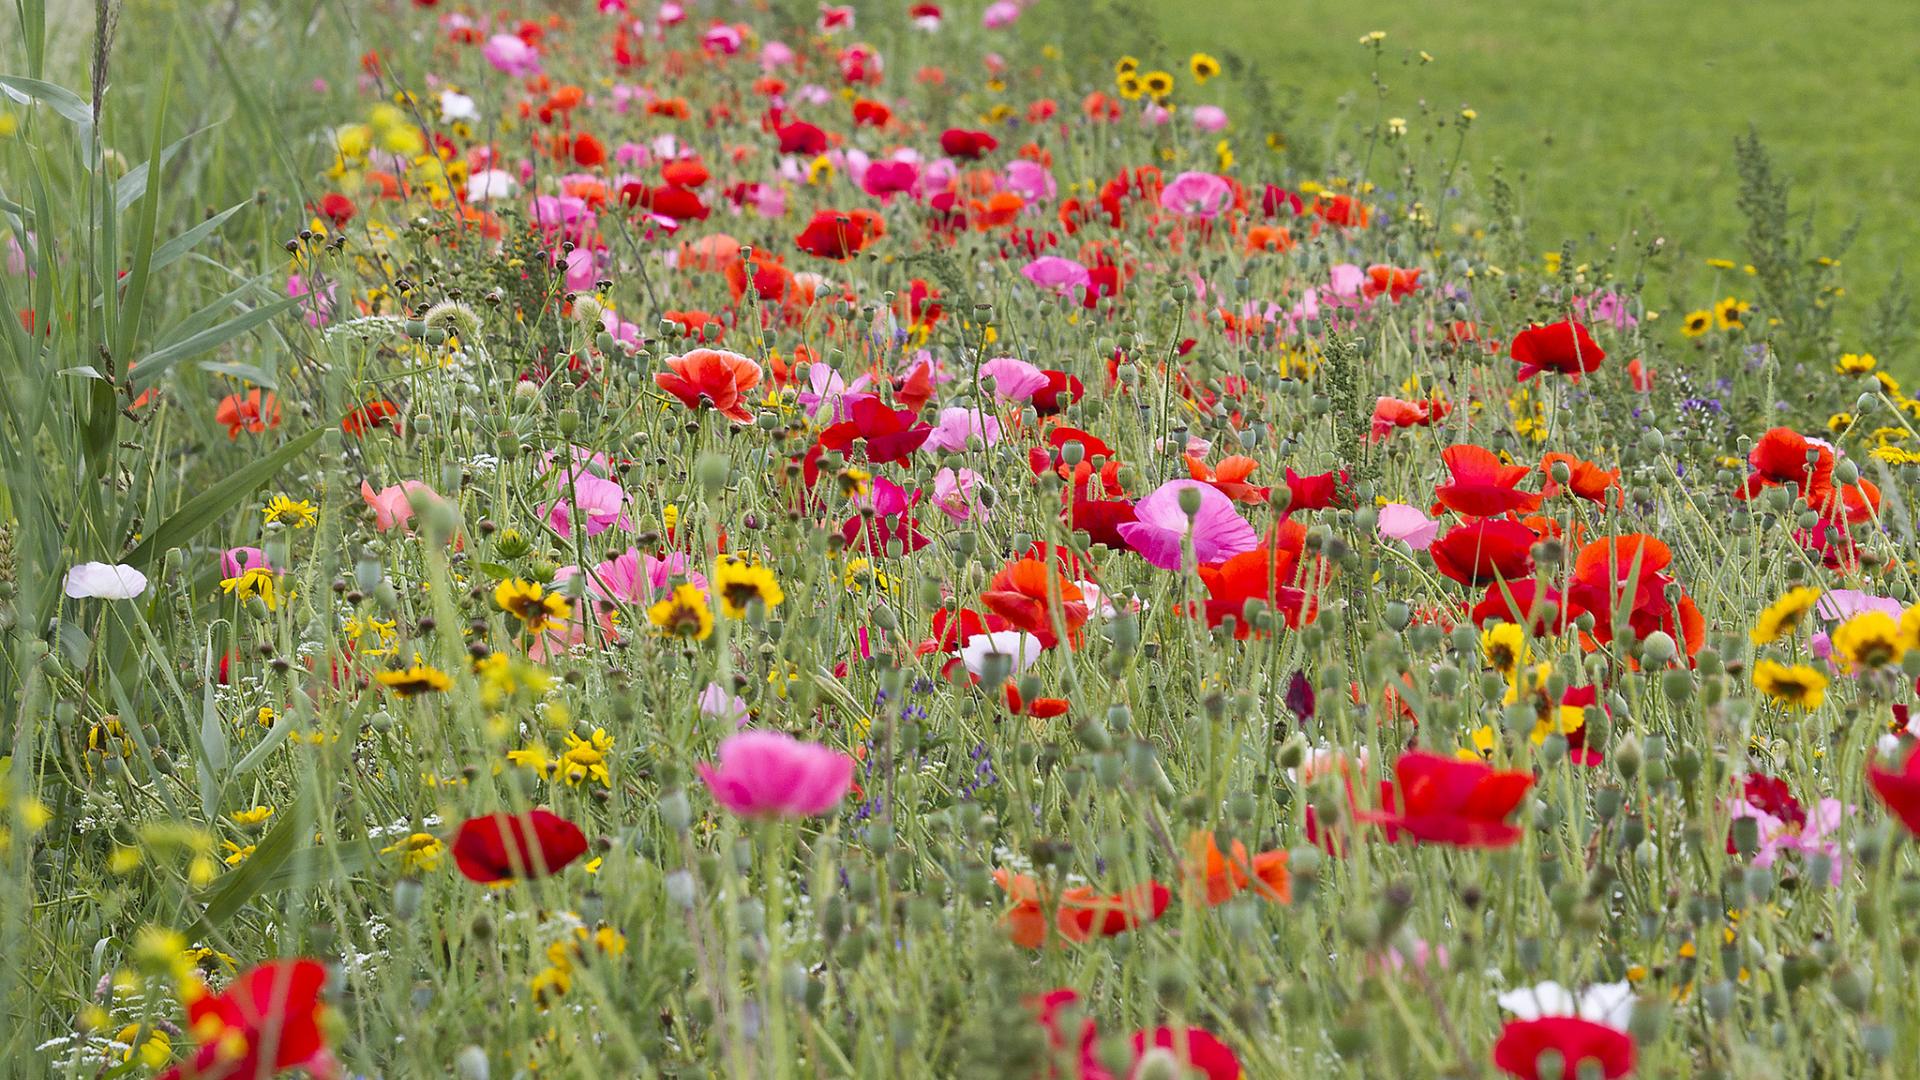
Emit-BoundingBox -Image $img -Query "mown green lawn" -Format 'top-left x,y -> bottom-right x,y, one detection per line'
1141,0 -> 1919,346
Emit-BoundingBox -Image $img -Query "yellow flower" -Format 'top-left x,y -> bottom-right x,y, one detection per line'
376,662 -> 453,697
1751,659 -> 1828,710
1114,56 -> 1140,77
219,567 -> 279,610
1140,71 -> 1175,100
1713,296 -> 1750,330
1680,310 -> 1712,337
115,1023 -> 173,1068
557,730 -> 614,786
495,579 -> 572,632
1831,611 -> 1907,671
221,841 -> 256,867
1827,412 -> 1855,435
1115,73 -> 1144,101
1189,53 -> 1221,83
1749,586 -> 1821,645
648,583 -> 713,640
1837,352 -> 1878,375
1901,604 -> 1920,652
1459,724 -> 1498,761
1480,622 -> 1530,678
381,832 -> 446,873
229,805 -> 274,827
715,556 -> 785,618
262,495 -> 319,527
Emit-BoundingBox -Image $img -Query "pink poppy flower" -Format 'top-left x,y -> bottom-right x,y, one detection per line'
1191,105 -> 1229,133
978,356 -> 1049,400
861,159 -> 920,201
482,33 -> 541,77
925,407 -> 1002,452
1118,479 -> 1260,570
360,479 -> 442,533
1378,503 -> 1440,550
982,0 -> 1021,28
1158,171 -> 1233,219
540,469 -> 631,539
932,466 -> 986,521
697,730 -> 856,818
1005,159 -> 1056,201
1020,256 -> 1091,299
221,547 -> 274,579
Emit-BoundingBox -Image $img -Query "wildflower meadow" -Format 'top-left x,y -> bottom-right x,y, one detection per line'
7,2 -> 1920,1078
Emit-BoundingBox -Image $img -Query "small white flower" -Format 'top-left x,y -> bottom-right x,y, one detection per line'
465,169 -> 517,203
439,90 -> 479,123
1496,980 -> 1635,1031
63,562 -> 148,600
958,631 -> 1043,677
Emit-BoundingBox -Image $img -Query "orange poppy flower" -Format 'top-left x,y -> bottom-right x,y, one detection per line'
981,558 -> 1087,648
1182,832 -> 1290,906
1540,453 -> 1622,507
654,348 -> 763,424
215,390 -> 281,440
994,868 -> 1171,948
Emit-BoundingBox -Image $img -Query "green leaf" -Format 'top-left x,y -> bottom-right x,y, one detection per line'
113,121 -> 212,214
195,794 -> 311,926
149,201 -> 248,275
120,426 -> 330,571
129,294 -> 300,387
0,75 -> 92,126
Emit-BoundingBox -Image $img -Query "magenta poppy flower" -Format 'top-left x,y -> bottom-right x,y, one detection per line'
860,159 -> 919,202
1118,479 -> 1259,570
697,730 -> 856,819
1005,160 -> 1056,201
1020,256 -> 1091,299
221,547 -> 275,579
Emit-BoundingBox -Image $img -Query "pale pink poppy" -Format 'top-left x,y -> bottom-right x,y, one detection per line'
1377,503 -> 1440,551
978,356 -> 1049,401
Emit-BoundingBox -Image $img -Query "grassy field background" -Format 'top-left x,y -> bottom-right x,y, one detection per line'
1136,0 -> 1920,342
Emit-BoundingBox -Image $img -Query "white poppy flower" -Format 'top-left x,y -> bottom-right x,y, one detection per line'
63,562 -> 149,600
958,631 -> 1042,677
1496,980 -> 1635,1032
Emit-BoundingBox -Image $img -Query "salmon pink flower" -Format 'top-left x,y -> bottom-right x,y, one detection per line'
697,730 -> 856,819
654,348 -> 763,423
360,479 -> 443,533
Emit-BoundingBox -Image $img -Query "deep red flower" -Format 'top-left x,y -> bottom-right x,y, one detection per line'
1367,750 -> 1534,848
939,127 -> 1000,159
795,208 -> 885,259
1130,1027 -> 1243,1080
1284,467 -> 1353,511
316,192 -> 355,229
1472,579 -> 1575,634
1739,427 -> 1833,498
1429,518 -> 1538,588
1434,445 -> 1543,517
815,396 -> 933,467
774,119 -> 828,155
1868,746 -> 1920,837
1493,1017 -> 1635,1080
571,132 -> 607,167
157,960 -> 335,1080
1030,370 -> 1084,415
1510,320 -> 1605,381
1193,522 -> 1322,637
451,809 -> 589,883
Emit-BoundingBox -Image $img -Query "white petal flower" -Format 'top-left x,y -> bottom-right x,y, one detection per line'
1497,980 -> 1635,1031
958,631 -> 1042,677
439,90 -> 479,123
63,562 -> 149,600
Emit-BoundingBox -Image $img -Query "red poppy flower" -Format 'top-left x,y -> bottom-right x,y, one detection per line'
1868,746 -> 1920,837
631,184 -> 710,221
852,98 -> 892,126
1434,445 -> 1543,517
660,158 -> 709,187
939,127 -> 1000,159
1184,453 -> 1270,504
316,192 -> 355,228
571,132 -> 607,167
1510,320 -> 1605,381
1067,492 -> 1138,550
1370,395 -> 1449,441
1558,685 -> 1606,767
1193,523 -> 1323,636
982,558 -> 1088,648
1313,193 -> 1370,228
157,960 -> 335,1080
1472,579 -> 1575,634
341,399 -> 401,437
1429,519 -> 1538,588
654,348 -> 763,423
1130,1027 -> 1244,1080
451,809 -> 589,883
1284,467 -> 1353,511
1364,264 -> 1421,301
1739,427 -> 1833,499
995,869 -> 1170,948
815,395 -> 933,467
215,390 -> 282,440
1493,1017 -> 1634,1080
1029,370 -> 1083,415
794,208 -> 885,259
1566,534 -> 1704,662
1540,452 -> 1621,506
1004,682 -> 1070,718
1367,750 -> 1533,848
774,119 -> 828,155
